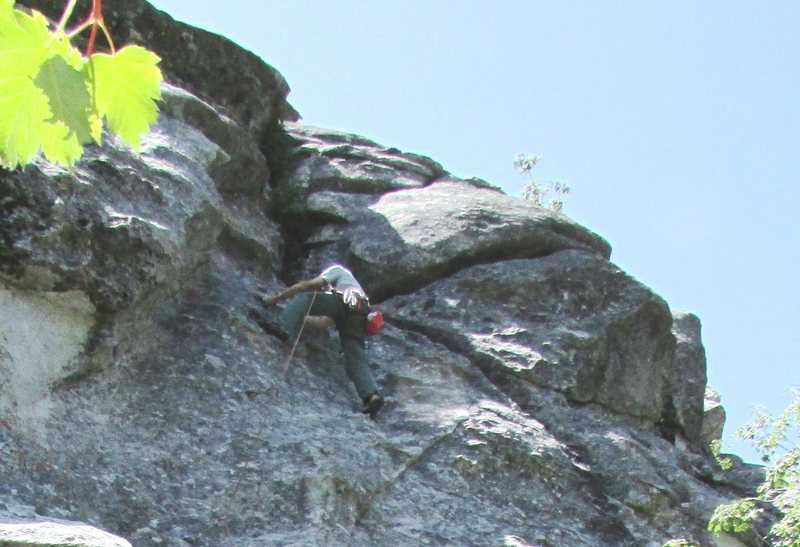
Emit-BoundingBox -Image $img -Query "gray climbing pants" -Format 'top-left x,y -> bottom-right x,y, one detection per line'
278,291 -> 379,401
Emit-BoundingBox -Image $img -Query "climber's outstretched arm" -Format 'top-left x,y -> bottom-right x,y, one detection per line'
260,276 -> 327,305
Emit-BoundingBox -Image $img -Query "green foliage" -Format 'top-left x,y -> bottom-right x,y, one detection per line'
709,499 -> 762,534
0,6 -> 54,166
36,55 -> 93,164
513,153 -> 570,213
710,438 -> 733,471
0,0 -> 162,168
88,45 -> 161,153
708,388 -> 800,546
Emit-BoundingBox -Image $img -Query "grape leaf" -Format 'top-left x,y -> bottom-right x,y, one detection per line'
32,24 -> 93,165
40,118 -> 84,166
0,7 -> 50,77
1,4 -> 163,167
0,2 -> 15,29
0,7 -> 52,167
34,55 -> 93,161
47,28 -> 86,71
0,78 -> 51,167
88,45 -> 163,153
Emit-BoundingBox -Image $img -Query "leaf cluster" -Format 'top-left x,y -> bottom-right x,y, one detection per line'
513,153 -> 570,213
710,438 -> 733,471
708,388 -> 800,546
0,0 -> 162,168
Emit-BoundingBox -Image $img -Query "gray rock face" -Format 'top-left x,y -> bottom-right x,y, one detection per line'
0,83 -> 279,316
283,124 -> 611,301
703,387 -> 727,447
388,253 -> 673,422
284,122 -> 445,195
671,311 -> 709,450
0,5 -> 764,547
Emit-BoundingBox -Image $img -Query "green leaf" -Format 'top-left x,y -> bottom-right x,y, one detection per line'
710,439 -> 733,471
0,77 -> 50,167
0,7 -> 53,167
40,118 -> 83,165
34,55 -> 93,164
0,4 -> 163,167
0,8 -> 51,77
708,499 -> 761,535
88,45 -> 162,152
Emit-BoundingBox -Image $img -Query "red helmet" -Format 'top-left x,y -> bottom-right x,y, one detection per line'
365,310 -> 384,336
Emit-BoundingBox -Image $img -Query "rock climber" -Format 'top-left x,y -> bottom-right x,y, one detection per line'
253,263 -> 385,418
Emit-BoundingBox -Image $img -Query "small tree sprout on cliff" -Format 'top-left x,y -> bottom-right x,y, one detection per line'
514,153 -> 570,213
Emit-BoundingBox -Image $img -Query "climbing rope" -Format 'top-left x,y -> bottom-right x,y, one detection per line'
221,290 -> 318,545
282,291 -> 317,377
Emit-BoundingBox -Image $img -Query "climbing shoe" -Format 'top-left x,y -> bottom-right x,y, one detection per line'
362,394 -> 384,420
248,309 -> 289,342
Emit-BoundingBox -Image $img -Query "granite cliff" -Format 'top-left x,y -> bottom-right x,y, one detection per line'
1,1 -> 763,545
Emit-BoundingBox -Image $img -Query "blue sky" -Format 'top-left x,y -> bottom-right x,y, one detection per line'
149,0 -> 799,463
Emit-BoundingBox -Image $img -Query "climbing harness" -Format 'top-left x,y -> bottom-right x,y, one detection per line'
341,286 -> 368,311
329,287 -> 382,336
